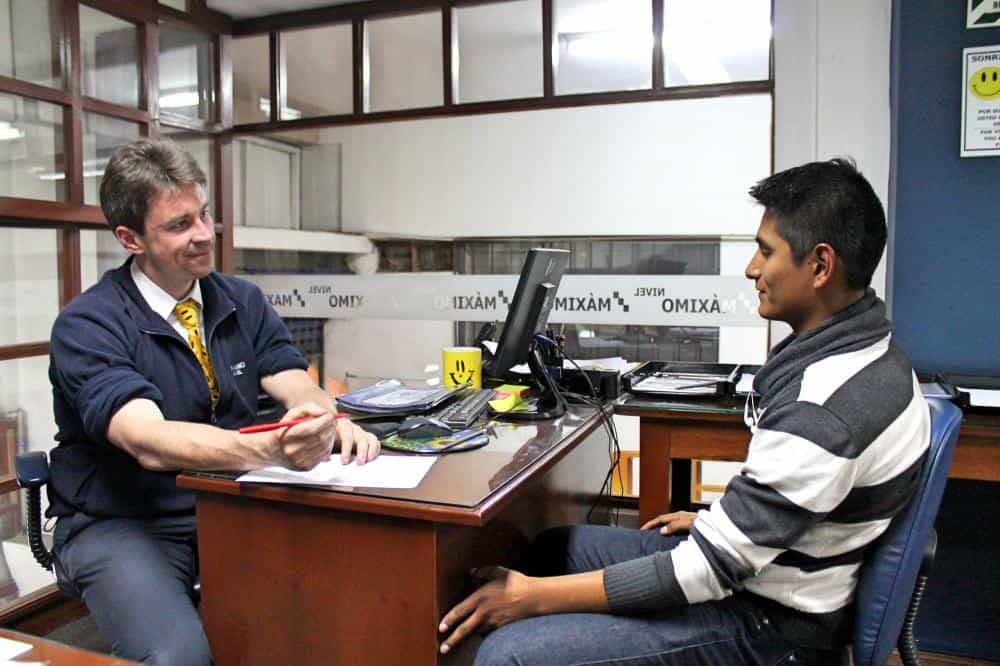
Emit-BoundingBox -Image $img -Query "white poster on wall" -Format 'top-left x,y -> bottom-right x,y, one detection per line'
245,274 -> 765,327
961,45 -> 1000,157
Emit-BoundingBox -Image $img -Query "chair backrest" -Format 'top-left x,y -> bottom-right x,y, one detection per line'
852,398 -> 963,666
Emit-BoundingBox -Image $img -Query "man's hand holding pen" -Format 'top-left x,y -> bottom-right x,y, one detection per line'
244,405 -> 380,468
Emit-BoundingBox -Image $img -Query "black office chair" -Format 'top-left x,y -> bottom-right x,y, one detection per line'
15,450 -> 200,601
849,398 -> 963,666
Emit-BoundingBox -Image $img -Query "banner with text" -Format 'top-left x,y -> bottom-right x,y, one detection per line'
246,274 -> 765,327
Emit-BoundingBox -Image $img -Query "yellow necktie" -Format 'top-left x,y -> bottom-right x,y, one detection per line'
174,298 -> 220,407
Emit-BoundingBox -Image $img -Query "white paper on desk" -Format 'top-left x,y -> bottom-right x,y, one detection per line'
0,636 -> 32,660
564,357 -> 631,373
237,455 -> 437,489
959,387 -> 1000,408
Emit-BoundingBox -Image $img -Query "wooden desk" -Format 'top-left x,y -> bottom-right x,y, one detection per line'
616,397 -> 1000,524
178,407 -> 607,666
0,628 -> 136,665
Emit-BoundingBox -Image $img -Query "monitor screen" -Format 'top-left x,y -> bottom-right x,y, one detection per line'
486,248 -> 570,378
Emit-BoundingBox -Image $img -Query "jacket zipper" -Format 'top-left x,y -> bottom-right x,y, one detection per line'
205,306 -> 238,424
142,305 -> 237,424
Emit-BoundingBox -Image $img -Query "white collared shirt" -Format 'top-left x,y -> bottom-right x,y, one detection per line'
130,259 -> 206,342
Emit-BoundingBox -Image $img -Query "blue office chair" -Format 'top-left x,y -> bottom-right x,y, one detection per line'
15,451 -> 54,571
850,398 -> 963,666
15,451 -> 201,602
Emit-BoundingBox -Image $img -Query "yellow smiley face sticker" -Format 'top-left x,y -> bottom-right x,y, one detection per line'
970,66 -> 1000,100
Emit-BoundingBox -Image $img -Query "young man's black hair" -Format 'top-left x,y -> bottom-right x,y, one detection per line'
748,157 -> 886,290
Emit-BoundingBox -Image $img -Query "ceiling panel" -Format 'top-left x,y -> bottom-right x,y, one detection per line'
207,0 -> 364,20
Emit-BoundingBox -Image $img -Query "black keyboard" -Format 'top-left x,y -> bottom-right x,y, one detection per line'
429,389 -> 495,429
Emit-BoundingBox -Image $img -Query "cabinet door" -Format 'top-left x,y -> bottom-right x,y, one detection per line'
235,137 -> 300,229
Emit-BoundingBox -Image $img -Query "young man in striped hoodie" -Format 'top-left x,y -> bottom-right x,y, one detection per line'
438,158 -> 931,665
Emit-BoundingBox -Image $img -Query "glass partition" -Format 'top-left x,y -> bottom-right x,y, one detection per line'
232,35 -> 270,124
282,23 -> 353,118
554,0 -> 652,95
455,238 -> 721,362
80,228 -> 129,291
0,355 -> 58,603
159,22 -> 216,121
662,0 -> 771,87
80,4 -> 140,108
82,112 -> 140,206
0,0 -> 64,89
455,0 -> 543,103
365,11 -> 443,112
0,93 -> 65,201
160,126 -> 214,205
0,228 -> 59,345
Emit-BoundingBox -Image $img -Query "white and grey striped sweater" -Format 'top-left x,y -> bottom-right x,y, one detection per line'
604,291 -> 931,649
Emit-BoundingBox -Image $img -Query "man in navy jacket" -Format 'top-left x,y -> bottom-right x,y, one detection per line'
47,139 -> 379,665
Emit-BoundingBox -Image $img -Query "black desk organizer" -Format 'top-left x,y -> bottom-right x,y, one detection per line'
622,362 -> 742,399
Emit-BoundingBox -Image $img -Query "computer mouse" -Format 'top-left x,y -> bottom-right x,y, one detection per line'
398,416 -> 454,439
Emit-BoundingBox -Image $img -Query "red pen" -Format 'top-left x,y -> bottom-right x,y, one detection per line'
238,412 -> 349,434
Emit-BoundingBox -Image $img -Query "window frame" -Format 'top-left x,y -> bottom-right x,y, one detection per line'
0,0 -> 232,627
230,0 -> 773,132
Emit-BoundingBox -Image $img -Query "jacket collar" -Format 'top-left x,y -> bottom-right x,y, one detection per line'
109,257 -> 237,336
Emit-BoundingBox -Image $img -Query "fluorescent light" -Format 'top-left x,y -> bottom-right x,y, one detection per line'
37,159 -> 108,181
0,121 -> 24,141
160,91 -> 201,108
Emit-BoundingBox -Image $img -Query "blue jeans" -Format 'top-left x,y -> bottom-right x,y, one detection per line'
53,514 -> 211,666
475,525 -> 834,666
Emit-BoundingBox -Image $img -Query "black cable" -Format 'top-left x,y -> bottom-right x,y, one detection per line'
533,335 -> 622,526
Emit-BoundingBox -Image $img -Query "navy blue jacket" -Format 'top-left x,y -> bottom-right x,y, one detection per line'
47,260 -> 307,518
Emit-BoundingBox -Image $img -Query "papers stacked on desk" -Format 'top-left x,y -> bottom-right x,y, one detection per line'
959,387 -> 1000,409
337,379 -> 463,415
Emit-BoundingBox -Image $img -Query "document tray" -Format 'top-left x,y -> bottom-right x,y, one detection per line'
621,361 -> 740,399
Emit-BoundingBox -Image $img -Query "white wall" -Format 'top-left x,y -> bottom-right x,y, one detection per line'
320,95 -> 772,239
769,0 -> 892,347
773,0 -> 891,297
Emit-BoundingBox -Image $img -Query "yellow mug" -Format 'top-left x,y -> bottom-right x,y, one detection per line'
442,346 -> 483,389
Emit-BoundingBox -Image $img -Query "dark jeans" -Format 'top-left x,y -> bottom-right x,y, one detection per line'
53,514 -> 211,666
475,525 -> 837,666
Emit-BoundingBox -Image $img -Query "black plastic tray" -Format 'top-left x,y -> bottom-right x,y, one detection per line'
622,361 -> 741,399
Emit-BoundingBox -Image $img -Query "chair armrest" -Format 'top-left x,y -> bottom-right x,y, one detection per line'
15,451 -> 50,489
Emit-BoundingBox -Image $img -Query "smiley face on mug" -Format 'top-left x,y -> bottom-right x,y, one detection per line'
449,358 -> 476,386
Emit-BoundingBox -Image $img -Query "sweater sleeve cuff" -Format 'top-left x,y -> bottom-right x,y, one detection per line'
603,554 -> 686,614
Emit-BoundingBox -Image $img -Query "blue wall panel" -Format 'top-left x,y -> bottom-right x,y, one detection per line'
891,0 -> 1000,375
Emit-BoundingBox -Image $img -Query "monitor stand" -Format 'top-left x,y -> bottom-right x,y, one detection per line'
497,341 -> 567,422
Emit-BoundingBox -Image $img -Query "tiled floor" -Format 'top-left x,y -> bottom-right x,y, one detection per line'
45,615 -> 999,665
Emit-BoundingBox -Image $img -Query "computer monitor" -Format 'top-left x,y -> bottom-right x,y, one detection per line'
484,247 -> 570,420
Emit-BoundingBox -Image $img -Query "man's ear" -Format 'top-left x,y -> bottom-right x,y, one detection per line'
811,243 -> 837,288
114,225 -> 144,255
